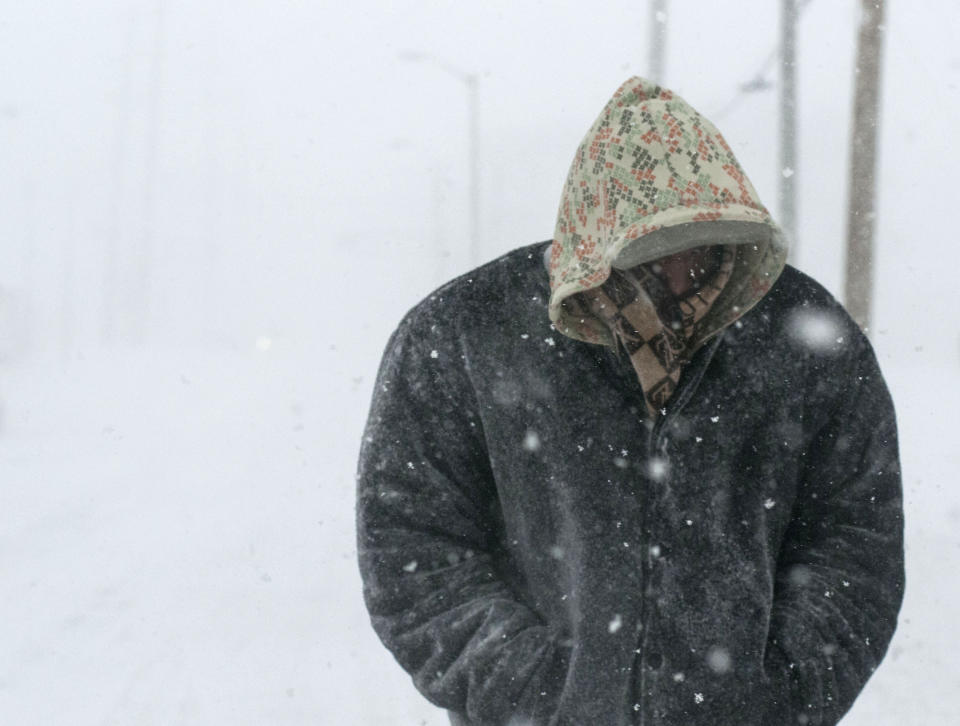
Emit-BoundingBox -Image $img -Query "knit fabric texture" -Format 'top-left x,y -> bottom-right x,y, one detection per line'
547,76 -> 788,348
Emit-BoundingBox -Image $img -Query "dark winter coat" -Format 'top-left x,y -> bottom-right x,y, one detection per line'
355,240 -> 904,726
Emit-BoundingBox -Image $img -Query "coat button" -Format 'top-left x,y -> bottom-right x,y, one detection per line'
647,652 -> 663,669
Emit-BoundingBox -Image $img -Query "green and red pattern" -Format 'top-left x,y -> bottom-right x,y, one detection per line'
548,76 -> 788,345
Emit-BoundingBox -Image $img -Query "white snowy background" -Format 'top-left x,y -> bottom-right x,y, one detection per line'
1,1 -> 958,723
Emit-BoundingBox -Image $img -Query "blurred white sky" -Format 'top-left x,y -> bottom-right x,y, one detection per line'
1,0 -> 958,366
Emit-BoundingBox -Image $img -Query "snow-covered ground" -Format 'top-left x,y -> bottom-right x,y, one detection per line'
0,344 -> 445,725
0,341 -> 956,725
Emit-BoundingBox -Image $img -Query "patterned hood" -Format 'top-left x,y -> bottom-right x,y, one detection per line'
547,76 -> 788,346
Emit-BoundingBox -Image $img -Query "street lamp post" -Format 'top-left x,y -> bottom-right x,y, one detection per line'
398,51 -> 481,266
648,0 -> 668,83
780,0 -> 799,260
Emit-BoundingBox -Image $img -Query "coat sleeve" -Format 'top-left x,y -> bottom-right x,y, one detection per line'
762,332 -> 905,726
356,313 -> 571,725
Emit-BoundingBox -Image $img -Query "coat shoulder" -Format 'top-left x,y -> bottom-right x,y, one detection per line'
394,241 -> 552,338
755,264 -> 867,353
765,265 -> 845,315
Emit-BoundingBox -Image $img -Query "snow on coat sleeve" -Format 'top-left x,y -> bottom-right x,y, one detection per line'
762,331 -> 905,726
356,312 -> 571,725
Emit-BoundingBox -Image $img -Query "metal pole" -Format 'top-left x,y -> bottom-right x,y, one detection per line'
844,0 -> 885,333
133,1 -> 164,345
780,0 -> 798,259
649,0 -> 668,83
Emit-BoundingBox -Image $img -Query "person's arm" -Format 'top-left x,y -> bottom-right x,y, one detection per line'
356,313 -> 570,725
762,332 -> 905,725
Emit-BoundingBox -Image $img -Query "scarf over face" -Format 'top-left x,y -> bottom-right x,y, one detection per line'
547,76 -> 789,409
566,245 -> 736,416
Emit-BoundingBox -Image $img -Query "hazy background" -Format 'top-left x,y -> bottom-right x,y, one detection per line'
1,1 -> 958,723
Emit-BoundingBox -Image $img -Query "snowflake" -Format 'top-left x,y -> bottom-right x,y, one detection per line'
786,309 -> 845,353
710,416 -> 720,423
648,457 -> 669,480
694,692 -> 704,704
523,430 -> 542,452
706,645 -> 732,674
608,614 -> 623,634
430,350 -> 438,359
764,498 -> 776,509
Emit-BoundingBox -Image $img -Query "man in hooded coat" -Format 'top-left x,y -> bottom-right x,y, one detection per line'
356,77 -> 904,726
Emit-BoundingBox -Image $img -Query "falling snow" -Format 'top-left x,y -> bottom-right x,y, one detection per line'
523,430 -> 542,452
786,309 -> 845,353
706,645 -> 732,674
4,4 -> 954,724
648,457 -> 670,480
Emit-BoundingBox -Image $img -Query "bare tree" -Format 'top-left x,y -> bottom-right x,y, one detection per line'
844,0 -> 886,332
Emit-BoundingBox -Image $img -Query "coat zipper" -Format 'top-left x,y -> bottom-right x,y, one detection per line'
634,332 -> 725,725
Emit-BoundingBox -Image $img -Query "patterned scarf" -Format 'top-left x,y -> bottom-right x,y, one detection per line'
566,245 -> 736,416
